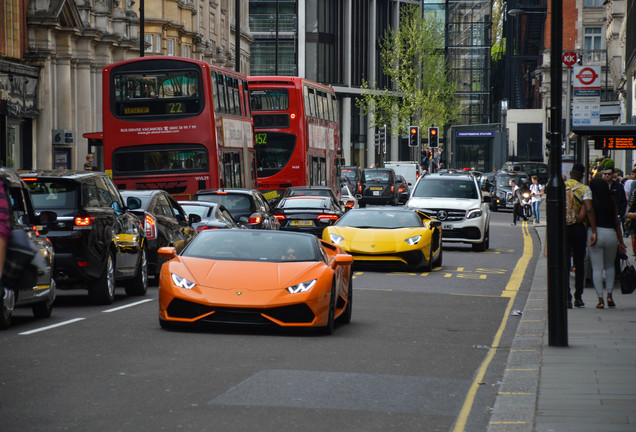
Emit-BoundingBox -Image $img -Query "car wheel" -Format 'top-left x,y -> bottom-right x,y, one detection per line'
32,279 -> 55,319
0,286 -> 16,330
338,269 -> 353,324
322,282 -> 336,335
90,252 -> 116,305
433,242 -> 443,268
421,245 -> 433,272
125,247 -> 148,296
472,227 -> 490,252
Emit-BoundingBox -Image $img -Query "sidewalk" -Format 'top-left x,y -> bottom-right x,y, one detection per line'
487,222 -> 636,431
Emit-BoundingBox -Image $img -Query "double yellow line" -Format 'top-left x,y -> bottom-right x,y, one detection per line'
452,220 -> 534,431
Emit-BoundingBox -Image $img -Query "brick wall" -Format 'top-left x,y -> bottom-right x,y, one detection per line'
544,0 -> 578,50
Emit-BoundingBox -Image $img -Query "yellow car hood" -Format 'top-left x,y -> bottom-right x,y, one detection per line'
325,226 -> 428,254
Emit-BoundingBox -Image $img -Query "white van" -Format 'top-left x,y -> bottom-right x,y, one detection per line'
384,161 -> 421,187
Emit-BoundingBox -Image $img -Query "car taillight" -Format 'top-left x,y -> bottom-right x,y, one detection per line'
317,214 -> 339,221
197,225 -> 218,233
357,183 -> 362,194
345,200 -> 355,208
390,185 -> 395,193
145,214 -> 157,240
274,214 -> 285,220
74,217 -> 94,230
248,215 -> 262,224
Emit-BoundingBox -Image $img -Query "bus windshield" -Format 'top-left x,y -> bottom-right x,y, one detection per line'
112,70 -> 202,117
249,89 -> 289,111
255,131 -> 296,177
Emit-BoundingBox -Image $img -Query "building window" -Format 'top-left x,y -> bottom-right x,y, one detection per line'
584,0 -> 603,7
182,44 -> 192,58
144,34 -> 154,53
168,39 -> 175,56
584,27 -> 602,50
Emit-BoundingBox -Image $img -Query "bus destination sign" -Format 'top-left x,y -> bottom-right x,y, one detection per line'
597,136 -> 636,149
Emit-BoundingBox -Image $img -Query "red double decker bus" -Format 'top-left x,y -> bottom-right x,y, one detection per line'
90,56 -> 255,199
247,77 -> 342,202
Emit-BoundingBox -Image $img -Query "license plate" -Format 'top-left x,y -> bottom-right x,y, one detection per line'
370,187 -> 383,191
291,220 -> 313,226
442,223 -> 454,230
373,191 -> 380,196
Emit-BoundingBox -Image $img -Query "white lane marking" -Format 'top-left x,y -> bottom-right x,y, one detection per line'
102,298 -> 154,313
19,318 -> 86,335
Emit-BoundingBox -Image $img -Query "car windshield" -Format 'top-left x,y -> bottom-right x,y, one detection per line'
364,170 -> 391,182
183,230 -> 320,262
341,168 -> 358,182
497,175 -> 529,188
180,204 -> 213,218
280,197 -> 330,209
26,180 -> 78,210
287,189 -> 332,198
197,193 -> 252,212
412,178 -> 478,199
337,210 -> 422,228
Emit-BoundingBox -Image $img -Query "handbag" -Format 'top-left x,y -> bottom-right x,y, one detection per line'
619,258 -> 636,295
2,229 -> 43,290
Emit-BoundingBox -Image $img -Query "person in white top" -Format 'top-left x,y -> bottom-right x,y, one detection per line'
529,175 -> 544,223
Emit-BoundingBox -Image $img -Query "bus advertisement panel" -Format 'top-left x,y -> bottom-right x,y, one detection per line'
98,56 -> 255,200
248,76 -> 341,203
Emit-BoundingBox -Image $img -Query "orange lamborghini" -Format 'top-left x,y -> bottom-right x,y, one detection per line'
157,230 -> 354,334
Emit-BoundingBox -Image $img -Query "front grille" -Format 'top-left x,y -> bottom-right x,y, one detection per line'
442,226 -> 482,240
351,250 -> 424,267
421,209 -> 466,221
166,299 -> 315,324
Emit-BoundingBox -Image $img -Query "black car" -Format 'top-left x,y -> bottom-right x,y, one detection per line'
22,170 -> 148,304
501,161 -> 549,184
1,169 -> 57,329
341,166 -> 363,194
120,190 -> 198,278
279,186 -> 344,209
359,168 -> 401,207
396,175 -> 410,204
178,201 -> 241,232
194,189 -> 280,230
489,171 -> 531,211
274,196 -> 344,236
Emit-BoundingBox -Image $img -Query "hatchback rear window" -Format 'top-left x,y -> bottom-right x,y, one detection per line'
197,193 -> 253,212
26,180 -> 78,210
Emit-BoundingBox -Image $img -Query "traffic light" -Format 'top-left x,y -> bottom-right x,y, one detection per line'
408,126 -> 419,147
428,127 -> 439,148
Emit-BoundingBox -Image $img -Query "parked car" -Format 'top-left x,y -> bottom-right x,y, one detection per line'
194,189 -> 279,230
396,175 -> 410,204
489,171 -> 531,211
1,169 -> 57,329
407,171 -> 491,251
120,190 -> 198,278
359,168 -> 401,207
340,184 -> 359,211
22,170 -> 148,304
157,230 -> 353,334
274,196 -> 345,237
178,201 -> 241,232
501,161 -> 549,184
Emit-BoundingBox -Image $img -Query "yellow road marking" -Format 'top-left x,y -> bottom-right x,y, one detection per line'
453,219 -> 534,432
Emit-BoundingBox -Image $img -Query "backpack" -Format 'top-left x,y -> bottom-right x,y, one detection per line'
565,183 -> 583,225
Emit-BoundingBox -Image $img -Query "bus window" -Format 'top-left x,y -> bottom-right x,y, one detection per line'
250,89 -> 289,111
254,132 -> 296,177
112,145 -> 209,175
216,73 -> 227,113
331,95 -> 339,122
211,71 -> 220,111
310,156 -> 326,186
226,76 -> 235,115
308,88 -> 317,118
232,79 -> 242,116
303,86 -> 310,116
222,152 -> 244,188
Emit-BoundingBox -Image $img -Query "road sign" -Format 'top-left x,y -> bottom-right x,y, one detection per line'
562,51 -> 577,68
574,66 -> 600,88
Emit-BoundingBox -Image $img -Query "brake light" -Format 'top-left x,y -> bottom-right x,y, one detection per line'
274,214 -> 285,220
76,260 -> 89,267
390,185 -> 395,193
74,217 -> 93,226
197,225 -> 218,233
317,214 -> 339,221
358,183 -> 362,194
345,200 -> 355,208
22,178 -> 38,182
248,215 -> 262,224
145,214 -> 157,240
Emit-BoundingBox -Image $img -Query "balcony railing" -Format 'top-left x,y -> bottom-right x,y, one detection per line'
249,14 -> 297,33
579,49 -> 606,66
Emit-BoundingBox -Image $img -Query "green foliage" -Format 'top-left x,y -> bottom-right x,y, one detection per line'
356,5 -> 460,135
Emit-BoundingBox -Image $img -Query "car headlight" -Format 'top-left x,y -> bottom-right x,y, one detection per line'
171,273 -> 196,290
329,233 -> 344,244
286,279 -> 317,294
404,235 -> 422,245
466,209 -> 483,219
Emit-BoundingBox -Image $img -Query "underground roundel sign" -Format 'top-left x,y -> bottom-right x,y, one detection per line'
573,66 -> 601,88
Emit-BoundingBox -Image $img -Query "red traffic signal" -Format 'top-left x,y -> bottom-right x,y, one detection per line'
409,126 -> 419,147
428,127 -> 439,148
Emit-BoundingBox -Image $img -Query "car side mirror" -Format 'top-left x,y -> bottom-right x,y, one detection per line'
111,201 -> 124,215
333,253 -> 354,266
126,196 -> 142,210
158,247 -> 178,259
188,214 -> 202,224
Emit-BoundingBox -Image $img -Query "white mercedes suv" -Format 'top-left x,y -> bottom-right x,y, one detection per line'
406,172 -> 491,251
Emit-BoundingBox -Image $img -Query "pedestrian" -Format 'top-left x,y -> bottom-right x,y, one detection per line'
586,178 -> 626,308
510,179 -> 525,225
84,154 -> 95,171
565,163 -> 597,308
529,175 -> 544,223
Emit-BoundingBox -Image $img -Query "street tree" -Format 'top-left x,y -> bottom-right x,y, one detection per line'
357,5 -> 460,135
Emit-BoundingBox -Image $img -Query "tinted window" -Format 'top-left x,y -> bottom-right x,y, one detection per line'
255,132 -> 296,178
337,210 -> 422,228
412,178 -> 478,199
112,144 -> 208,175
249,89 -> 290,111
197,193 -> 253,212
364,170 -> 393,182
180,204 -> 213,218
279,197 -> 330,209
27,180 -> 78,210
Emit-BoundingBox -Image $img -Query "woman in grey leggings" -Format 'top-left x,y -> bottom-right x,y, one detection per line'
587,178 -> 626,308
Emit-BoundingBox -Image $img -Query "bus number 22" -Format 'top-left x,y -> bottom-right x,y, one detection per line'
168,102 -> 184,114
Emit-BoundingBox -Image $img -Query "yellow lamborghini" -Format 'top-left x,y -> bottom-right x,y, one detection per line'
322,208 -> 443,271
